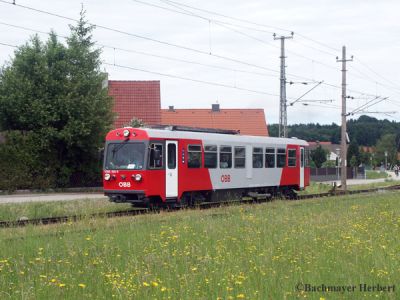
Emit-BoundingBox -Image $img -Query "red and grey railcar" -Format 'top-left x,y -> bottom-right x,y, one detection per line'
103,126 -> 310,207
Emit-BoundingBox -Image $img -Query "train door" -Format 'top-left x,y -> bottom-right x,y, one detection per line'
300,147 -> 305,188
166,141 -> 178,198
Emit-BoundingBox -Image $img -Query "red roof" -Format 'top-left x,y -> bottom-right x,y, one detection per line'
108,80 -> 161,128
161,108 -> 269,136
308,141 -> 332,146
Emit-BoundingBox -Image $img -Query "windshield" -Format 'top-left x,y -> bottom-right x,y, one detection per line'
105,142 -> 145,170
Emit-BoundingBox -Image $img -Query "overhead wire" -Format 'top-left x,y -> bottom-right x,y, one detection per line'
100,62 -> 282,96
134,0 -> 341,71
1,0 -> 397,115
0,21 -> 278,78
0,0 -> 341,85
0,0 -> 284,75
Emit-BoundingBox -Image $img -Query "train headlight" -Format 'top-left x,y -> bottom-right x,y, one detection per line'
104,173 -> 111,181
134,174 -> 142,181
123,129 -> 130,137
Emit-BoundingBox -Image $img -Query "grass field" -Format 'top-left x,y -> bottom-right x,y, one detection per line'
0,199 -> 132,222
366,170 -> 389,179
1,191 -> 399,299
1,180 -> 398,223
299,179 -> 398,195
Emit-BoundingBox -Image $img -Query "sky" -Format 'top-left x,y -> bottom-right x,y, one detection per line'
1,0 -> 400,125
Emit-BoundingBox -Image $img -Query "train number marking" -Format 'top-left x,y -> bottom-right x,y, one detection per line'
118,182 -> 131,188
221,175 -> 231,183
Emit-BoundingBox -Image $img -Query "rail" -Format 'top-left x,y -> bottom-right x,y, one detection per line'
1,184 -> 399,228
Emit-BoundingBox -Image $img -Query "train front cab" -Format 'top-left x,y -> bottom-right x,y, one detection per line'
103,128 -> 167,206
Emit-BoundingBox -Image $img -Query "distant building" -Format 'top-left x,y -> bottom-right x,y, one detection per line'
161,104 -> 269,136
107,80 -> 269,136
308,141 -> 341,161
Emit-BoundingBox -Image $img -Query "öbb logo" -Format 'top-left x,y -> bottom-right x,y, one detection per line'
118,182 -> 131,188
221,175 -> 231,183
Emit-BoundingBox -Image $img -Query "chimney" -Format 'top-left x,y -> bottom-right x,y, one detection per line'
212,103 -> 220,112
168,105 -> 175,112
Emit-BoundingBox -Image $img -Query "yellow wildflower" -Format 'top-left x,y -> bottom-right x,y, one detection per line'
78,283 -> 86,288
151,281 -> 159,287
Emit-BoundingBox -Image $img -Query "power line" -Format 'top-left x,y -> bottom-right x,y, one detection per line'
0,0 -> 341,86
1,0 -> 395,107
160,0 -> 342,56
131,0 -> 274,35
159,0 -> 293,33
0,21 -> 279,78
355,57 -> 400,90
104,62 -> 280,96
0,39 -> 281,96
0,41 -> 17,48
0,0 -> 282,74
132,0 -> 341,71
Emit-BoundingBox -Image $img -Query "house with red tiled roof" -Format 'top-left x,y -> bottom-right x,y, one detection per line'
108,80 -> 161,128
107,80 -> 269,136
161,104 -> 269,136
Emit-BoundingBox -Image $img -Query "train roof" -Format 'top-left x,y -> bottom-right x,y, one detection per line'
135,127 -> 308,146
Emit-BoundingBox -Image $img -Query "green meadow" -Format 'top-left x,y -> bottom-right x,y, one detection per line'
0,191 -> 399,299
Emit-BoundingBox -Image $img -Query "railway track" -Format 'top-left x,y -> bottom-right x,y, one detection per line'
1,184 -> 399,228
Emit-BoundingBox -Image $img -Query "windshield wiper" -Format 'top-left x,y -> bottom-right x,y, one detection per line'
111,142 -> 127,157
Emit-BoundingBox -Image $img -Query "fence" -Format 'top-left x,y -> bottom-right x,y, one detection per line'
310,167 -> 365,182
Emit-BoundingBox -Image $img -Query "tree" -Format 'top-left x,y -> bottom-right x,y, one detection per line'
0,9 -> 113,189
310,145 -> 327,168
127,117 -> 146,128
375,134 -> 397,168
347,141 -> 360,166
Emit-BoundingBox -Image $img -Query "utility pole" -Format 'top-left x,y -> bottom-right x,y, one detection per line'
336,46 -> 353,191
274,32 -> 293,138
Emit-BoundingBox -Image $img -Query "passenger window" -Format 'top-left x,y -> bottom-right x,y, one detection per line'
204,145 -> 217,168
277,148 -> 286,168
265,148 -> 275,168
288,149 -> 296,167
305,148 -> 310,167
301,148 -> 304,168
149,143 -> 163,169
167,143 -> 176,169
234,147 -> 246,168
253,147 -> 263,168
219,146 -> 232,169
188,145 -> 202,168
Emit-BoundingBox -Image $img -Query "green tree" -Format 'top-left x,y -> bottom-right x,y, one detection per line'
347,141 -> 360,166
310,145 -> 327,168
0,9 -> 113,189
375,134 -> 397,168
127,117 -> 146,128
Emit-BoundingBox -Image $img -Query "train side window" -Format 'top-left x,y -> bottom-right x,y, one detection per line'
234,146 -> 246,168
305,148 -> 310,167
220,146 -> 232,169
167,143 -> 176,169
277,148 -> 286,168
253,147 -> 263,168
265,148 -> 275,168
149,143 -> 163,169
188,145 -> 202,168
301,148 -> 304,168
204,145 -> 217,168
288,149 -> 297,167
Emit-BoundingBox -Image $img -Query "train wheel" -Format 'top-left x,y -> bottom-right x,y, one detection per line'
283,189 -> 298,200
